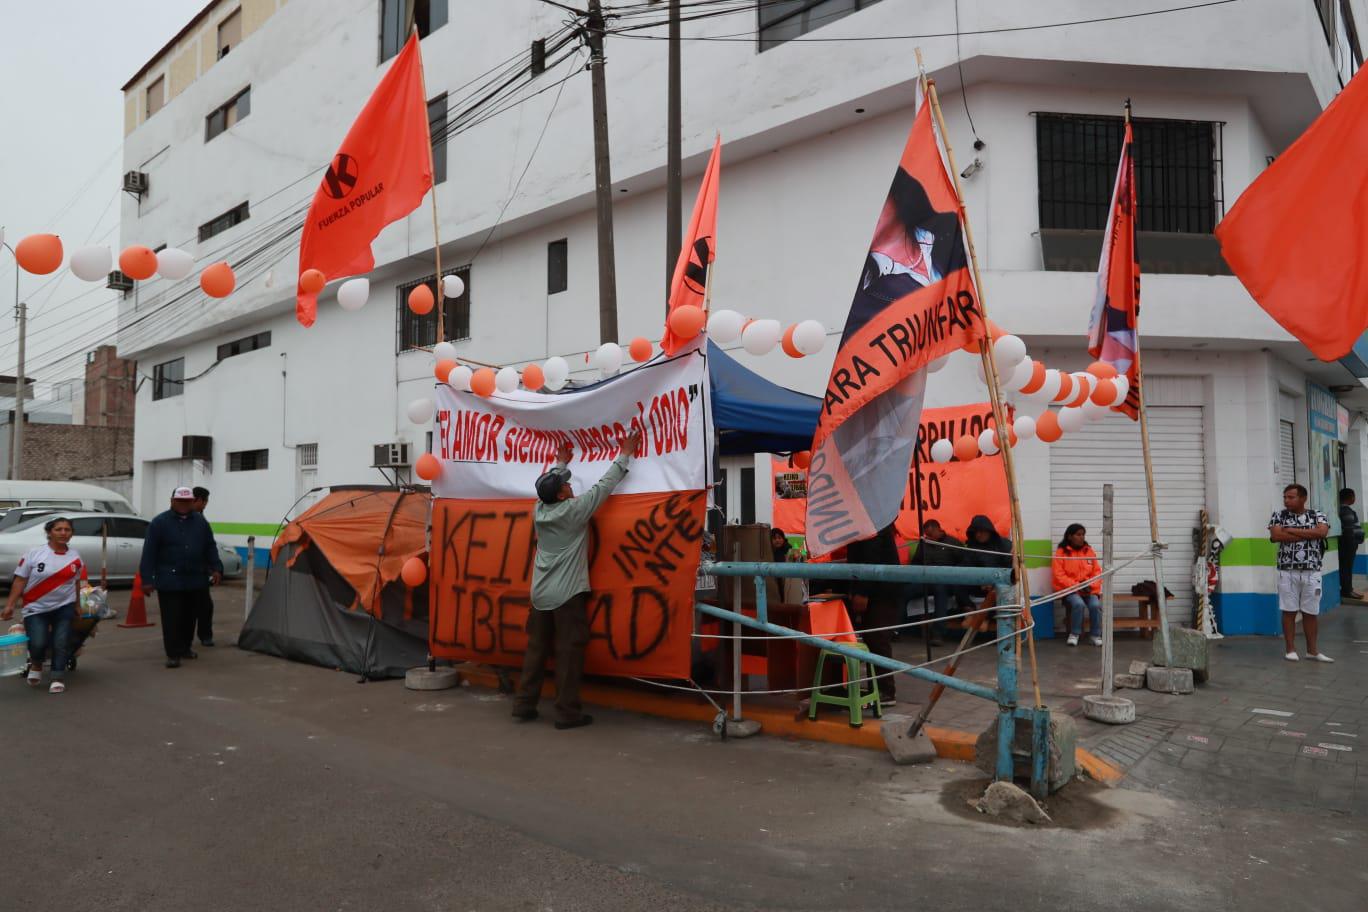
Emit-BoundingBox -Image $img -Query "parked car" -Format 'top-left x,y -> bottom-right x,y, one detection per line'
0,512 -> 242,586
0,507 -> 60,533
0,480 -> 134,514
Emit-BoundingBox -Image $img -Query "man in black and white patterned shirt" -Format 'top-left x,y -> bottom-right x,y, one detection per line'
1269,483 -> 1332,662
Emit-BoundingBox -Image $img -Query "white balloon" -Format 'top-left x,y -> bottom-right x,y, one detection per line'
708,309 -> 745,344
993,334 -> 1027,372
1032,369 -> 1063,403
1058,407 -> 1087,433
792,319 -> 826,355
448,364 -> 473,391
155,247 -> 195,281
433,341 -> 457,363
495,366 -> 519,393
928,355 -> 950,373
545,374 -> 568,392
1082,399 -> 1111,421
543,356 -> 569,385
69,246 -> 111,282
442,274 -> 465,299
930,438 -> 954,464
1070,372 -> 1094,402
406,398 -> 435,425
337,277 -> 370,311
1014,415 -> 1037,440
1004,357 -> 1035,392
594,342 -> 623,373
978,427 -> 1000,456
741,319 -> 782,356
1108,375 -> 1130,407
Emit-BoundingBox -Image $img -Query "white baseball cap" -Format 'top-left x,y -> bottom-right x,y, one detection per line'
171,486 -> 195,500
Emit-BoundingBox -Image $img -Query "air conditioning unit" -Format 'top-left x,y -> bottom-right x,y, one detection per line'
123,171 -> 149,195
373,442 -> 412,468
182,435 -> 213,461
107,270 -> 134,292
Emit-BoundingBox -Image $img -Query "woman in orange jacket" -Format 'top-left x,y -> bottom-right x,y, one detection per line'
1053,523 -> 1103,646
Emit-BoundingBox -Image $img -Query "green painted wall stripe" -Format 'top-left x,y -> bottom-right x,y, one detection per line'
1023,540 -> 1052,569
1220,536 -> 1343,567
212,522 -> 282,537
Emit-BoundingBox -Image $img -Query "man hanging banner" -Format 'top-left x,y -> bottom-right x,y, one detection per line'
806,99 -> 979,556
428,348 -> 710,679
776,403 -> 1009,544
296,33 -> 434,328
1086,116 -> 1141,418
661,136 -> 721,355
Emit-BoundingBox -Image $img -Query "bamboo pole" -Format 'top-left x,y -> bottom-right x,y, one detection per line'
414,27 -> 446,344
918,49 -> 1042,708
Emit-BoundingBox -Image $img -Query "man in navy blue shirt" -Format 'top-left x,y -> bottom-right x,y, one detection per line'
141,487 -> 224,668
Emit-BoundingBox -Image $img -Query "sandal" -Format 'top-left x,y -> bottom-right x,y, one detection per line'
49,681 -> 65,694
26,669 -> 42,687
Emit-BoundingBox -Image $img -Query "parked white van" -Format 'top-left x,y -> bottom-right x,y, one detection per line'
0,481 -> 135,514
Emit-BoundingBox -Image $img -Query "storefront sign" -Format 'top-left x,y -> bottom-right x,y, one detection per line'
1306,382 -> 1341,535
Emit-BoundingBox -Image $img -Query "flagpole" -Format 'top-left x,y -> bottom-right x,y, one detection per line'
413,27 -> 446,344
1124,99 -> 1175,667
918,48 -> 1042,709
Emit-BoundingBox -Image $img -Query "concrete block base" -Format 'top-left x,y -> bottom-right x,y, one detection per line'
975,713 -> 1077,793
880,714 -> 938,764
1128,660 -> 1151,676
724,718 -> 762,738
405,667 -> 459,691
1154,625 -> 1211,683
1083,694 -> 1136,724
1113,673 -> 1145,689
976,781 -> 1050,824
1146,665 -> 1195,694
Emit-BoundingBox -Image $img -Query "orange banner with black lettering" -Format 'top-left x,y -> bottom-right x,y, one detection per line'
428,490 -> 704,679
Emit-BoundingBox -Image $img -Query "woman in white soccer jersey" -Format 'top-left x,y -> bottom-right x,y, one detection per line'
1,516 -> 84,693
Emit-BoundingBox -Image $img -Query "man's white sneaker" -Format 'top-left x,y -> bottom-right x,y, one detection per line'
1310,653 -> 1335,663
1284,651 -> 1300,661
1090,637 -> 1104,647
1066,634 -> 1079,646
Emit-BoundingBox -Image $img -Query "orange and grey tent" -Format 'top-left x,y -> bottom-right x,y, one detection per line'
238,487 -> 431,678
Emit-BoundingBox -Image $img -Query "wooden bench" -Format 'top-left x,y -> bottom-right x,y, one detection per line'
1069,593 -> 1160,639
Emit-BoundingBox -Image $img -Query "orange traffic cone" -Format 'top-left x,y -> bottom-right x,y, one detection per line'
119,572 -> 155,628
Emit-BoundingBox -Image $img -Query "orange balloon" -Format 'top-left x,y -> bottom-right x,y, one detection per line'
470,368 -> 496,397
1036,411 -> 1063,443
781,325 -> 804,358
14,234 -> 63,275
299,268 -> 327,294
1052,371 -> 1074,403
1018,360 -> 1047,394
668,304 -> 706,339
408,284 -> 435,315
992,426 -> 1018,449
414,453 -> 442,481
1066,377 -> 1091,409
793,450 -> 811,470
953,435 -> 979,462
200,262 -> 236,298
521,363 -> 545,390
118,245 -> 158,280
400,556 -> 428,587
1086,360 -> 1118,380
1090,378 -> 1117,406
628,338 -> 653,362
434,359 -> 457,382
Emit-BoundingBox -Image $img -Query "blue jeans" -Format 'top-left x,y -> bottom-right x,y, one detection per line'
1064,593 -> 1101,638
24,603 -> 75,679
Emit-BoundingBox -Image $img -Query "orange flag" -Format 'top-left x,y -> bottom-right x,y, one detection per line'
1086,118 -> 1140,419
296,33 -> 433,327
1215,67 -> 1368,360
661,135 -> 721,354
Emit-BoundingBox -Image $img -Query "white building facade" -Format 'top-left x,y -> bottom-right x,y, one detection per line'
117,0 -> 1368,635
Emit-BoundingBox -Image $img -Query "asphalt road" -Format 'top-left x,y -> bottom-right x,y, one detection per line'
3,581 -> 1365,911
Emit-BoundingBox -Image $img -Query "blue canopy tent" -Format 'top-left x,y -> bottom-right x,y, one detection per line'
706,340 -> 820,455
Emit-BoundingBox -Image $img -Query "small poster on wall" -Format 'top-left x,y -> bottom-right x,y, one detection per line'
1307,382 -> 1341,536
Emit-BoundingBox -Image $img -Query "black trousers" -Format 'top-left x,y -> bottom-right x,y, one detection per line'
192,589 -> 215,643
860,594 -> 900,702
1340,540 -> 1359,596
159,589 -> 206,659
513,594 -> 590,723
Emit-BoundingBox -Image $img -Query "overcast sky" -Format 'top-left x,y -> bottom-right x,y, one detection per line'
0,0 -> 207,392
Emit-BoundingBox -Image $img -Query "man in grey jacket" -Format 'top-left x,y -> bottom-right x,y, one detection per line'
512,428 -> 641,729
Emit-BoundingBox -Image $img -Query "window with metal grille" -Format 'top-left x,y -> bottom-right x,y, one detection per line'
228,449 -> 269,472
152,357 -> 183,401
429,94 -> 447,185
198,201 -> 250,242
758,0 -> 884,52
216,331 -> 271,361
206,87 -> 251,142
298,443 -> 318,468
397,266 -> 471,351
380,0 -> 448,62
547,239 -> 568,295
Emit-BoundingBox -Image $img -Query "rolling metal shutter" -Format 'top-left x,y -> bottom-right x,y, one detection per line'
1049,403 -> 1206,622
1278,420 -> 1296,490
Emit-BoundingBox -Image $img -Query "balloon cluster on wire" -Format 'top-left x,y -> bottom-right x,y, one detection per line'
8,232 -> 239,298
926,322 -> 1130,464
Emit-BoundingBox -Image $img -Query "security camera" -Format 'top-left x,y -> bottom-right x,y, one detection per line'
960,158 -> 983,179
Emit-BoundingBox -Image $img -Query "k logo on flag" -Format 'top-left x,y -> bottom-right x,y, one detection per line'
683,237 -> 712,294
323,154 -> 359,199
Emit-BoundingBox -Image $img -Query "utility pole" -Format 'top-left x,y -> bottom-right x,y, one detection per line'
12,300 -> 25,480
586,0 -> 619,343
666,0 -> 681,303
